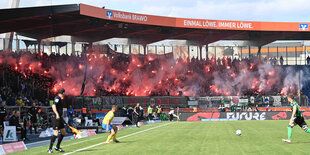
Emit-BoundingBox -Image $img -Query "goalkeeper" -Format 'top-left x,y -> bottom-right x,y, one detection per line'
102,105 -> 120,144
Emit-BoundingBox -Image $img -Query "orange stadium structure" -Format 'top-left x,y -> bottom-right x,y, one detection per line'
1,3 -> 310,45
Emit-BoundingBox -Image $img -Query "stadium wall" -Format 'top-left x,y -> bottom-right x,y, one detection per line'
72,96 -> 188,109
179,112 -> 310,121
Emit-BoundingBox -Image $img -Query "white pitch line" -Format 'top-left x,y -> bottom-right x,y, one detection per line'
62,136 -> 103,147
64,123 -> 173,155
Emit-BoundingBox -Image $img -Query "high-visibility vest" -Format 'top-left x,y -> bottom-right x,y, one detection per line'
157,108 -> 161,113
49,100 -> 54,106
148,107 -> 153,114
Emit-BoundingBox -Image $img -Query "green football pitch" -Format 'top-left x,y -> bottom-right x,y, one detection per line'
12,120 -> 310,155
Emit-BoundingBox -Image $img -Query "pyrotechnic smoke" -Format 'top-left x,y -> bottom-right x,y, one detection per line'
0,48 -> 307,96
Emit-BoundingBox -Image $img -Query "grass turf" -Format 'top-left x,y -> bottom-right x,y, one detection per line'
12,120 -> 310,155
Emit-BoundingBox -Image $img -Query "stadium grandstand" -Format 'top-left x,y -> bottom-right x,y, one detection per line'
0,2 -> 310,155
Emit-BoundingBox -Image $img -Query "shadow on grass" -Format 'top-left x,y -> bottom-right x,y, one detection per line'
293,141 -> 310,144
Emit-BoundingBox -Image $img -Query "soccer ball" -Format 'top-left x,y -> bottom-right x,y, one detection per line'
236,130 -> 242,136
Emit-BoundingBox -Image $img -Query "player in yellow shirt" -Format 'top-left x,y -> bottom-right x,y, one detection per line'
102,105 -> 119,144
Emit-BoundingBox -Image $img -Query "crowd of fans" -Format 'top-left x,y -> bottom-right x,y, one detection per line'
0,45 -> 293,99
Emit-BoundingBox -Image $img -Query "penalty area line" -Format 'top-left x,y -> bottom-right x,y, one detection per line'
64,122 -> 173,155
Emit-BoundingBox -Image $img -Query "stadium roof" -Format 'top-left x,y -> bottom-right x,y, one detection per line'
1,4 -> 310,45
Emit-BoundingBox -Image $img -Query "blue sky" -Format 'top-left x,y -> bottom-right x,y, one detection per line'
1,0 -> 310,22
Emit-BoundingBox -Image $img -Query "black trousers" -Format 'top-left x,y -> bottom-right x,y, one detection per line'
17,126 -> 26,139
30,117 -> 37,134
132,114 -> 139,126
148,114 -> 152,120
170,114 -> 174,121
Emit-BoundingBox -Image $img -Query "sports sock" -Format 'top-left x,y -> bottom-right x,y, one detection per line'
113,133 -> 117,140
288,126 -> 293,140
49,135 -> 57,149
56,134 -> 64,148
106,135 -> 112,142
305,128 -> 310,133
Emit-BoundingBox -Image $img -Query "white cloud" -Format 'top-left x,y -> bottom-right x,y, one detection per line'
1,0 -> 310,22
138,0 -> 310,22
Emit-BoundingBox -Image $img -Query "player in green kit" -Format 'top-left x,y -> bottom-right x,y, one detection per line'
282,93 -> 310,143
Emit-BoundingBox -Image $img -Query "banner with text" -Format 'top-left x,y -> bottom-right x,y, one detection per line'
180,112 -> 310,121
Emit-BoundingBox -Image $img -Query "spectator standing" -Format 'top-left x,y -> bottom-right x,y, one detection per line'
0,101 -> 7,136
307,56 -> 310,65
16,97 -> 24,106
67,105 -> 75,127
248,106 -> 252,112
21,113 -> 29,141
147,105 -> 153,120
28,102 -> 39,134
127,106 -> 133,121
6,95 -> 16,106
280,56 -> 284,65
255,105 -> 260,112
156,105 -> 162,119
82,106 -> 87,118
121,106 -> 127,117
9,111 -> 26,141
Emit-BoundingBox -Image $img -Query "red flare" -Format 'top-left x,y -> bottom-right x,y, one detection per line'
110,69 -> 116,74
268,71 -> 275,76
231,73 -> 236,78
78,64 -> 84,70
205,66 -> 211,72
250,63 -> 255,70
148,56 -> 154,61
